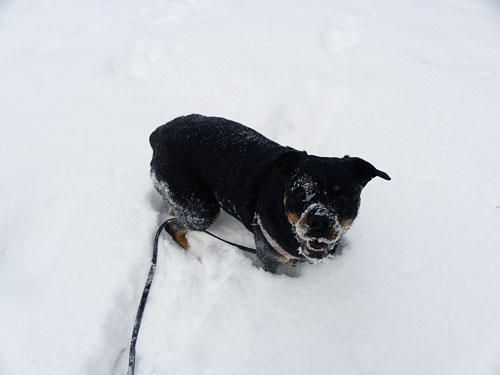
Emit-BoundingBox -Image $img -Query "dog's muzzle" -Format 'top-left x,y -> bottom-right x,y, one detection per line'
293,204 -> 344,260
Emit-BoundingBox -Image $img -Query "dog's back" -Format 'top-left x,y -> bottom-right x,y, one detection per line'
149,114 -> 289,227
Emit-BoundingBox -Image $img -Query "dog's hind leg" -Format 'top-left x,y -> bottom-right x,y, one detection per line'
164,218 -> 190,249
151,168 -> 220,249
165,198 -> 219,250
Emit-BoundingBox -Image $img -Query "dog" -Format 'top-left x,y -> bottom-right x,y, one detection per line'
149,114 -> 390,273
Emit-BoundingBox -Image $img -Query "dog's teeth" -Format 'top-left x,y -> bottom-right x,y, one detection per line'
307,241 -> 328,251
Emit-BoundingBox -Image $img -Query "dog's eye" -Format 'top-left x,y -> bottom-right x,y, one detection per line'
295,189 -> 306,200
292,182 -> 314,201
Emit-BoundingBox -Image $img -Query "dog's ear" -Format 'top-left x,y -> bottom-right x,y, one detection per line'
344,155 -> 391,186
275,150 -> 306,176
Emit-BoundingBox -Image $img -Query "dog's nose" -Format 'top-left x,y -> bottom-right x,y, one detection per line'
307,214 -> 331,231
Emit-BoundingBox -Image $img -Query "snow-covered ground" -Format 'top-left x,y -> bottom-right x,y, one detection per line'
1,0 -> 500,374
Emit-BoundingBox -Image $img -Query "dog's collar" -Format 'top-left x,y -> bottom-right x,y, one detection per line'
256,215 -> 303,262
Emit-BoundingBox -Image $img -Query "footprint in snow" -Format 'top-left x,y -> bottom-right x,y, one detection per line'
318,15 -> 364,56
107,40 -> 183,79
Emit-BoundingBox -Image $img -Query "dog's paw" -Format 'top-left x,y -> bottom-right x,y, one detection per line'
165,219 -> 189,249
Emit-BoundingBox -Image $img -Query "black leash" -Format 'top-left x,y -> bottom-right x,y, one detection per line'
127,219 -> 257,375
202,229 -> 256,254
127,218 -> 172,375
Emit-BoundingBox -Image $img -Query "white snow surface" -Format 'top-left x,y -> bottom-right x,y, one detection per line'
1,0 -> 500,374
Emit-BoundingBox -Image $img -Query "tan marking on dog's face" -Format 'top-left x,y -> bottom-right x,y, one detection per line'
333,185 -> 340,192
297,212 -> 308,230
325,219 -> 353,241
327,233 -> 339,241
340,218 -> 353,228
284,195 -> 300,224
287,212 -> 299,224
323,219 -> 353,241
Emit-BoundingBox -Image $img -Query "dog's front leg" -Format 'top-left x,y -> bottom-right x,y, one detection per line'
252,225 -> 281,273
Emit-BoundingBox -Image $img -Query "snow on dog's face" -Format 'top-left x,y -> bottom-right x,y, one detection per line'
278,153 -> 391,261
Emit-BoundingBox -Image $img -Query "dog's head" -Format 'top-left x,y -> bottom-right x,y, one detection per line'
276,152 -> 390,260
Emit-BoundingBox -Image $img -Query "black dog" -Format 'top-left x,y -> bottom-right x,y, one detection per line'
149,114 -> 390,273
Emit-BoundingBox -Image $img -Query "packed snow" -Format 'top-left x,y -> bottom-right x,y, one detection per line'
1,0 -> 500,374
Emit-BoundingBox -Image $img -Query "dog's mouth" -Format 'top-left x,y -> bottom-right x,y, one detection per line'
307,240 -> 329,251
296,236 -> 338,260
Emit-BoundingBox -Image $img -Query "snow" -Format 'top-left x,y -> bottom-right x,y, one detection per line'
1,0 -> 500,374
